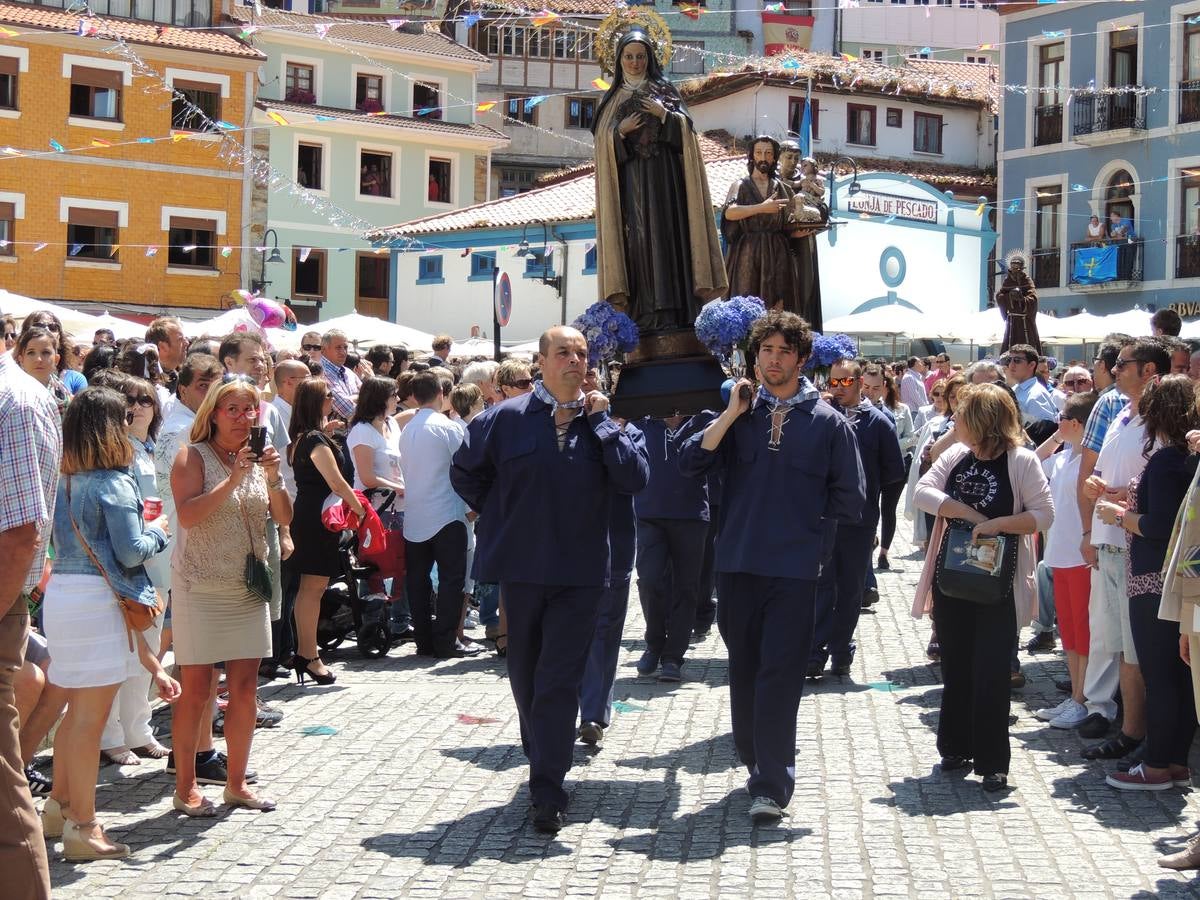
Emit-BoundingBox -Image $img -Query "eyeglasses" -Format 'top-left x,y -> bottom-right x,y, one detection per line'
1112,357 -> 1139,371
828,377 -> 858,387
1062,378 -> 1091,388
126,395 -> 154,408
302,344 -> 322,352
219,406 -> 258,421
931,391 -> 945,398
3,332 -> 16,341
505,378 -> 533,389
221,373 -> 256,385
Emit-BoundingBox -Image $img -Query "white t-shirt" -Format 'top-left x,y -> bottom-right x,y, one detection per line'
347,419 -> 404,510
270,395 -> 296,498
1042,447 -> 1085,568
1090,409 -> 1151,548
398,408 -> 466,542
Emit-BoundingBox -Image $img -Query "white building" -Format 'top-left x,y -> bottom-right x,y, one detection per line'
840,2 -> 1000,66
680,54 -> 998,170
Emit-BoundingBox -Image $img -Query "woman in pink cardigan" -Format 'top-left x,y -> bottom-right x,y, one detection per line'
912,383 -> 1054,792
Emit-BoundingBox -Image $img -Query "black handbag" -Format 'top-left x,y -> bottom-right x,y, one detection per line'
934,519 -> 1018,605
238,489 -> 273,604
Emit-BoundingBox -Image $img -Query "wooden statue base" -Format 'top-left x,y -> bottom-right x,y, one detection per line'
611,329 -> 726,419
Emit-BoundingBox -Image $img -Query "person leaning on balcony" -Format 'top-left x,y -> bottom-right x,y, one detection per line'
1108,210 -> 1135,241
1087,215 -> 1107,246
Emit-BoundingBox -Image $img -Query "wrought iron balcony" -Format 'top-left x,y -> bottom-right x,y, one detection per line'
1068,239 -> 1143,290
1071,92 -> 1147,139
1033,105 -> 1062,146
1178,235 -> 1200,279
1031,248 -> 1061,288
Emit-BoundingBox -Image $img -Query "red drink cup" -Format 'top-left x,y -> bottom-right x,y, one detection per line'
143,497 -> 163,520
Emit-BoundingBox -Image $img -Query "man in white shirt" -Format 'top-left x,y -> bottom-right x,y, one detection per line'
269,360 -> 308,499
400,371 -> 469,658
1077,338 -> 1168,761
147,315 -> 189,417
1005,344 -> 1059,442
900,356 -> 928,412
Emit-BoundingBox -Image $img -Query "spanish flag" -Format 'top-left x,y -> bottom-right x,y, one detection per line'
476,101 -> 497,113
679,3 -> 703,20
90,138 -> 112,148
762,12 -> 814,56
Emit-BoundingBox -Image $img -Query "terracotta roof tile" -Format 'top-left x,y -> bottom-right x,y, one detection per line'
228,3 -> 487,63
0,0 -> 262,58
680,51 -> 997,111
256,98 -> 507,142
371,151 -> 995,239
904,58 -> 1000,113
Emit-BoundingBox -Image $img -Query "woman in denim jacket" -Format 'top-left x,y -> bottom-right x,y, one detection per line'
89,371 -> 172,765
40,387 -> 181,862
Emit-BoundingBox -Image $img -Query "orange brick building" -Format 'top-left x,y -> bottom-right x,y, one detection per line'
0,1 -> 263,312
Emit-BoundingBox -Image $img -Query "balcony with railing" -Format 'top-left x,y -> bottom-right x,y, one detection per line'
1182,80 -> 1200,125
1031,248 -> 1061,288
1068,239 -> 1143,290
1033,105 -> 1062,146
12,0 -> 212,27
1178,235 -> 1200,279
1071,92 -> 1147,142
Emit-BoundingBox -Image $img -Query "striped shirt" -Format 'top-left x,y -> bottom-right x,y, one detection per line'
0,352 -> 63,593
1081,385 -> 1129,455
320,355 -> 361,421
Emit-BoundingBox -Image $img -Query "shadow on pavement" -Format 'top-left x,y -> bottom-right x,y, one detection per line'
616,734 -> 742,776
871,773 -> 1021,816
440,743 -> 527,772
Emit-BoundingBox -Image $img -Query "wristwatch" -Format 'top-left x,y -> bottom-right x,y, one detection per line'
1115,509 -> 1125,529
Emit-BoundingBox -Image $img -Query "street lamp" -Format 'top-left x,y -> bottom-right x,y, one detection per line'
513,221 -> 562,293
827,156 -> 860,217
251,228 -> 284,294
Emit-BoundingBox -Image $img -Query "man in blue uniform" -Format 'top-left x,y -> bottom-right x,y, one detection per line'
632,413 -> 713,682
450,326 -> 649,834
680,310 -> 864,825
810,358 -> 906,677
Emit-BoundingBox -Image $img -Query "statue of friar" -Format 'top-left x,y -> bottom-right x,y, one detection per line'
996,254 -> 1040,353
591,29 -> 727,332
721,135 -> 797,309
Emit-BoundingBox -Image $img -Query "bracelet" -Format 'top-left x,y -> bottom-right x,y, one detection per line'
1081,529 -> 1091,535
268,478 -> 286,491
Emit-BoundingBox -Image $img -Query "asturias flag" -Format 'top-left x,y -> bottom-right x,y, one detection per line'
1072,245 -> 1118,284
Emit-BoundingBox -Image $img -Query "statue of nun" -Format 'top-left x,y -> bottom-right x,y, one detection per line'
591,29 -> 727,333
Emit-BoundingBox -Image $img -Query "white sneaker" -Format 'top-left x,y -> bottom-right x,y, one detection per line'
1035,697 -> 1075,722
749,796 -> 782,825
465,609 -> 480,629
1049,700 -> 1088,729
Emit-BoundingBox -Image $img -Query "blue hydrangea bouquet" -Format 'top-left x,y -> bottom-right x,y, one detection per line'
694,295 -> 767,365
572,301 -> 640,367
805,332 -> 859,371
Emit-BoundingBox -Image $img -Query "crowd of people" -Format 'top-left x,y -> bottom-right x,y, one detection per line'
6,301 -> 1200,895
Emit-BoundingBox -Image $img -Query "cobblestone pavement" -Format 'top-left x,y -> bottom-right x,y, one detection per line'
46,529 -> 1200,898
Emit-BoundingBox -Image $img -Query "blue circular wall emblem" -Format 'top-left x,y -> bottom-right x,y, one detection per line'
879,247 -> 906,289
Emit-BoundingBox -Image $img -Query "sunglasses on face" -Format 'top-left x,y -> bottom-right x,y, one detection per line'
828,377 -> 858,387
3,332 -> 16,341
302,344 -> 322,352
126,394 -> 154,408
1062,378 -> 1090,388
932,391 -> 945,398
505,378 -> 533,389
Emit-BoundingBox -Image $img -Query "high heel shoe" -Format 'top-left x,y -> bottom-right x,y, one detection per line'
62,819 -> 130,861
292,654 -> 336,686
41,797 -> 67,839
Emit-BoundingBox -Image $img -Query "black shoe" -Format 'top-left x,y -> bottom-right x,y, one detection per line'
1054,678 -> 1073,694
1010,671 -> 1026,690
1117,740 -> 1147,773
876,552 -> 890,571
531,803 -> 564,834
166,751 -> 256,785
258,661 -> 291,680
806,659 -> 825,679
658,660 -> 682,682
24,763 -> 51,796
578,721 -> 604,746
391,626 -> 417,646
1077,712 -> 1111,739
981,774 -> 1009,792
214,751 -> 258,785
830,660 -> 852,677
1024,632 -> 1055,653
256,699 -> 284,729
292,654 -> 336,686
636,650 -> 659,676
691,626 -> 711,641
861,588 -> 879,608
435,646 -> 467,659
940,756 -> 972,772
1082,731 -> 1140,760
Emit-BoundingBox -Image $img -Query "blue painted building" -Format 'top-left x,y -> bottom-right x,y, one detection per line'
998,0 -> 1200,315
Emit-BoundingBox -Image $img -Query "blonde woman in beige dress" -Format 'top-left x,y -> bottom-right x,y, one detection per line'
169,378 -> 292,815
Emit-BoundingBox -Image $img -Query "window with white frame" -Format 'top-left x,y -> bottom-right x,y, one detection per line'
297,142 -> 324,190
285,62 -> 315,103
359,149 -> 393,198
427,157 -> 452,204
0,56 -> 18,110
66,207 -> 120,262
167,214 -> 217,269
356,73 -> 383,112
413,81 -> 441,119
914,112 -> 943,153
69,65 -> 121,121
171,78 -> 220,132
861,48 -> 885,63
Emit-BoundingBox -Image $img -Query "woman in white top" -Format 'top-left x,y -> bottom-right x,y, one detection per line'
347,377 -> 408,620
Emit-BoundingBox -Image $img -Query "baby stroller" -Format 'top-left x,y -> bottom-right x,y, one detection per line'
316,497 -> 397,659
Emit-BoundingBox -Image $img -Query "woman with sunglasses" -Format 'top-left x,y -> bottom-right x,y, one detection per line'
88,372 -> 171,766
16,326 -> 72,422
170,379 -> 291,815
2,313 -> 16,353
40,387 -> 180,860
495,358 -> 534,400
288,377 -> 364,685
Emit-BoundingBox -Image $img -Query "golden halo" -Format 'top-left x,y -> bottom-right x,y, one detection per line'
596,8 -> 672,78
